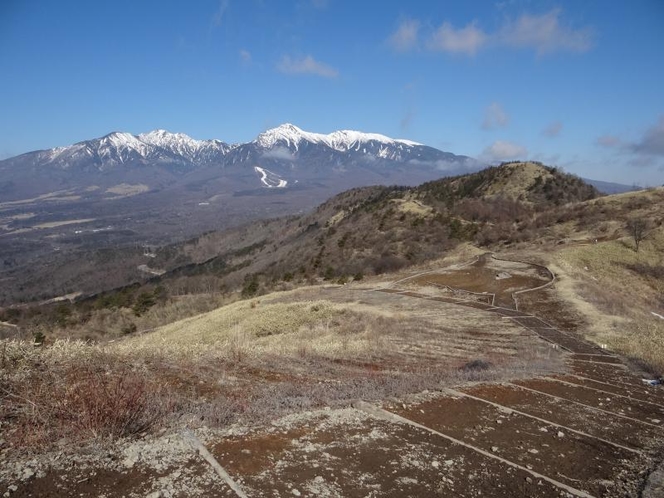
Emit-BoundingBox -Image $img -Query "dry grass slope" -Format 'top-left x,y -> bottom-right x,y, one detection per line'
553,226 -> 664,372
1,283 -> 562,452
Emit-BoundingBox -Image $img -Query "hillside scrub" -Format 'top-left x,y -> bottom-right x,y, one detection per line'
0,342 -> 170,449
1,284 -> 563,452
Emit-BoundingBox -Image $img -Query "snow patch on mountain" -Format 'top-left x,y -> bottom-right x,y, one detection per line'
254,166 -> 287,188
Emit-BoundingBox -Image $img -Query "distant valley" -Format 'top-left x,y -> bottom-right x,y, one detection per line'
0,124 -> 477,283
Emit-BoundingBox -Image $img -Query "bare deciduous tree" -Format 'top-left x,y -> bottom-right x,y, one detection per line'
626,219 -> 648,252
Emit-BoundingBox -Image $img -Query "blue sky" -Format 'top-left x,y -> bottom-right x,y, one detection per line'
1,0 -> 663,185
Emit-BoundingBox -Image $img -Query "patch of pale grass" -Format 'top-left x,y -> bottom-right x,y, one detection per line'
260,316 -> 388,361
327,210 -> 346,226
391,198 -> 433,216
1,339 -> 101,379
609,320 -> 664,373
114,299 -> 386,360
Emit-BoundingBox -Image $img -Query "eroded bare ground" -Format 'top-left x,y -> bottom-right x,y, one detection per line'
3,256 -> 664,498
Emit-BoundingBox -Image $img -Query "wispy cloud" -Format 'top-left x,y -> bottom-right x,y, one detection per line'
498,9 -> 594,55
595,117 -> 664,177
482,102 -> 509,130
393,8 -> 594,58
310,0 -> 329,9
239,49 -> 252,65
277,55 -> 338,78
596,134 -> 621,148
630,115 -> 664,156
388,19 -> 420,52
400,108 -> 416,131
481,140 -> 527,161
262,146 -> 295,160
428,21 -> 487,56
542,120 -> 563,138
211,0 -> 230,28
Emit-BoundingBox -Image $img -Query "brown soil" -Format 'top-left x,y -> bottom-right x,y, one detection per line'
550,374 -> 664,405
513,378 -> 664,425
8,465 -> 177,498
462,383 -> 664,452
410,254 -> 550,308
517,286 -> 586,332
388,394 -> 648,497
571,360 -> 661,388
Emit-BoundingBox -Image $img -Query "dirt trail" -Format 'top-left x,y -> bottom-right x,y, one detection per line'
4,257 -> 664,497
404,253 -> 552,308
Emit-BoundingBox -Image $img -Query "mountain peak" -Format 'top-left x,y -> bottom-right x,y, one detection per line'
138,129 -> 198,145
255,123 -> 312,149
275,123 -> 302,133
98,131 -> 148,150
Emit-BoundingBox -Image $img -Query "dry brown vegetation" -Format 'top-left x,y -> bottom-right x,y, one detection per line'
0,285 -> 562,453
550,227 -> 664,373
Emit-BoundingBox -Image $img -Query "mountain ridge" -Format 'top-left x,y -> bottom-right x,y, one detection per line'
0,124 -> 477,203
1,126 -> 636,197
1,124 -> 440,171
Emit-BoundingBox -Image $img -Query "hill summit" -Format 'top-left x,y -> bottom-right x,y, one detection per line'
417,161 -> 599,206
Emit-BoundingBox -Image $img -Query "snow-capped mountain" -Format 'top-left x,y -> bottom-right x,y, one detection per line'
11,130 -> 231,173
248,123 -> 431,163
0,124 -> 477,201
222,123 -> 472,179
254,123 -> 421,151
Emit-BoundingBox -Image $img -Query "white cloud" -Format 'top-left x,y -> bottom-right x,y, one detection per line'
428,21 -> 487,56
262,147 -> 295,160
388,19 -> 420,52
482,102 -> 509,130
408,158 -> 480,172
396,8 -> 593,58
311,0 -> 328,8
631,115 -> 664,156
498,9 -> 594,55
542,120 -> 563,137
481,140 -> 527,161
239,49 -> 252,64
277,55 -> 338,78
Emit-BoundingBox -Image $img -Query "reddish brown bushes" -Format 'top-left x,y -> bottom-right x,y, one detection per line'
1,351 -> 168,449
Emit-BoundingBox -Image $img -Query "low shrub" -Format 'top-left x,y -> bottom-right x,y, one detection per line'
1,349 -> 168,449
